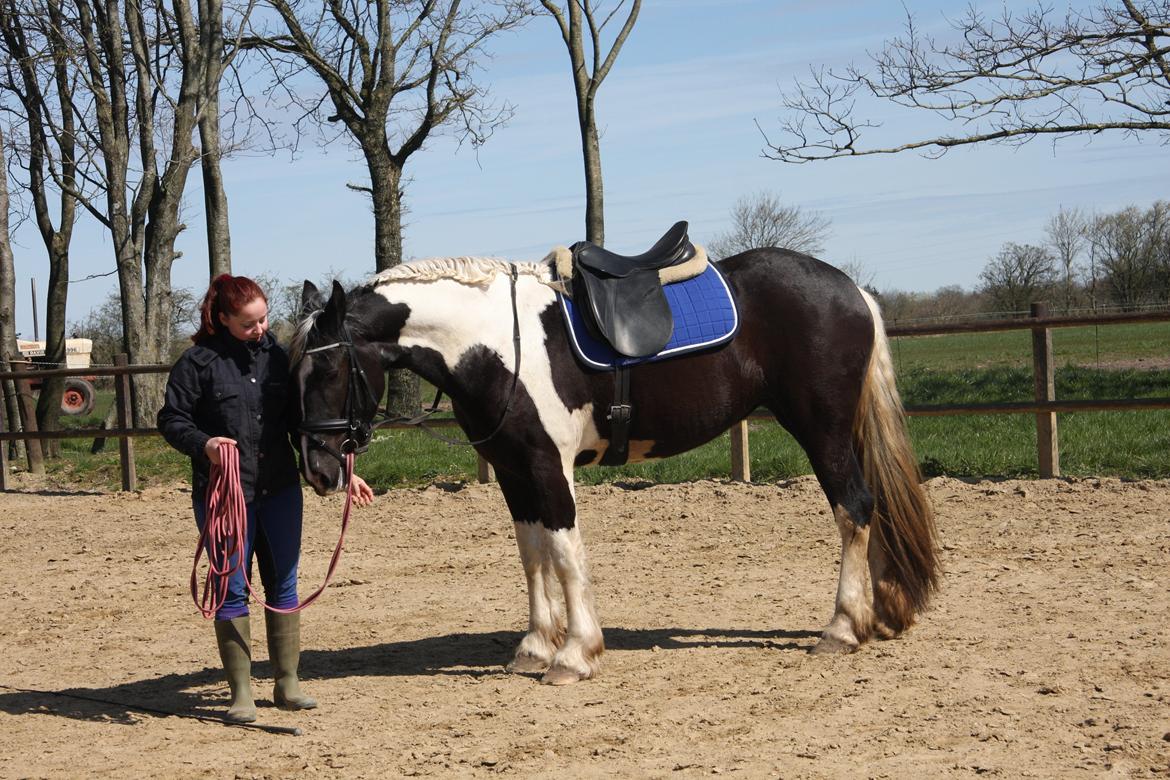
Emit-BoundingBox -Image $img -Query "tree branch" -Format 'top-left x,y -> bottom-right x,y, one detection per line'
769,1 -> 1170,162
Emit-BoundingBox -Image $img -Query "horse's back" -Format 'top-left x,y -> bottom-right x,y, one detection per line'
720,247 -> 872,326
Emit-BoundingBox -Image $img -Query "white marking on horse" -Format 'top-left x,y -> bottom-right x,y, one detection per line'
369,260 -> 605,681
820,504 -> 874,651
371,265 -> 600,460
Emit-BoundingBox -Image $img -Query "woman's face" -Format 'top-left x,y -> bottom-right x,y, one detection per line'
219,296 -> 269,342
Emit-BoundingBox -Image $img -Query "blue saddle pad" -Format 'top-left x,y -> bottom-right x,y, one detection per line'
556,262 -> 739,370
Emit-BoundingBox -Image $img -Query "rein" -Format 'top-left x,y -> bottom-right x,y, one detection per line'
191,443 -> 355,618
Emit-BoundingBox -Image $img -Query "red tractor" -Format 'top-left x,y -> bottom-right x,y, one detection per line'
16,338 -> 98,416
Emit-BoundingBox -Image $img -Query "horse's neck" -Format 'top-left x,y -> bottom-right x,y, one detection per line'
375,274 -> 519,384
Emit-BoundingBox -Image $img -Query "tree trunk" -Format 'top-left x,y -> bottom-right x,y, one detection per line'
367,146 -> 418,416
199,115 -> 231,278
33,240 -> 68,454
542,0 -> 640,247
137,148 -> 197,422
368,148 -> 404,273
197,0 -> 231,279
0,129 -> 23,460
581,109 -> 604,246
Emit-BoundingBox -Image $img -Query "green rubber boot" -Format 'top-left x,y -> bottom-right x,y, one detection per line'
265,611 -> 318,710
213,617 -> 257,723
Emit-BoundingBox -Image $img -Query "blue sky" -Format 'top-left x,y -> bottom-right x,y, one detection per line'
11,0 -> 1169,338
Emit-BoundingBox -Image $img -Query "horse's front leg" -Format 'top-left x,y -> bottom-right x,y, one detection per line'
505,520 -> 564,674
496,468 -> 603,682
540,520 -> 604,685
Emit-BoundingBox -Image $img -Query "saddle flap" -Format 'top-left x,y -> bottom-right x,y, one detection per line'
575,270 -> 674,358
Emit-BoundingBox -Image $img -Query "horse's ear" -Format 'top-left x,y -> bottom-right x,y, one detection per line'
301,281 -> 324,314
329,280 -> 346,312
322,279 -> 347,328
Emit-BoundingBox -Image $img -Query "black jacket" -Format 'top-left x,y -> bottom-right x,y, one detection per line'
157,331 -> 300,503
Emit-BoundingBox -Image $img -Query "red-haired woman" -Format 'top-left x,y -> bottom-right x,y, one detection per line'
158,274 -> 374,723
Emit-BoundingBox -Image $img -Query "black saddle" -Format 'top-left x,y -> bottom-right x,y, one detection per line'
570,221 -> 696,358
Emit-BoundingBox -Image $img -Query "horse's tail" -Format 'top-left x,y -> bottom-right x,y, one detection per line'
853,289 -> 940,635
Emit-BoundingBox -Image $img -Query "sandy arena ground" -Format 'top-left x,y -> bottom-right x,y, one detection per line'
0,474 -> 1168,778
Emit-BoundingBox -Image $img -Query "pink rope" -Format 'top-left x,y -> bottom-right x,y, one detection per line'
191,442 -> 355,618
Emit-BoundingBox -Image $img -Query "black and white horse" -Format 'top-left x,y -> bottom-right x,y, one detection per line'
292,245 -> 939,685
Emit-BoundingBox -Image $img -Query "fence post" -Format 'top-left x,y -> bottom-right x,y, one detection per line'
11,362 -> 44,475
1030,302 -> 1060,478
477,454 -> 494,484
0,391 -> 7,491
114,353 -> 137,491
730,419 -> 751,482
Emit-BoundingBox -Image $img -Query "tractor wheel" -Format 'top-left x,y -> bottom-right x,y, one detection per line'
61,378 -> 97,416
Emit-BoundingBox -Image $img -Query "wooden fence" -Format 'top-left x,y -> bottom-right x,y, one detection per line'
3,303 -> 1169,491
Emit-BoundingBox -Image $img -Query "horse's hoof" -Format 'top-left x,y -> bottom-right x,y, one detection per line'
811,635 -> 858,655
540,666 -> 586,686
506,653 -> 550,674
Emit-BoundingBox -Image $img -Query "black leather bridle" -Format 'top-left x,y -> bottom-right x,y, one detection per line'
298,321 -> 380,464
298,266 -> 523,464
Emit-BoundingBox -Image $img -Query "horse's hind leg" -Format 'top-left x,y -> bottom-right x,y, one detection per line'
781,413 -> 876,654
817,495 -> 875,654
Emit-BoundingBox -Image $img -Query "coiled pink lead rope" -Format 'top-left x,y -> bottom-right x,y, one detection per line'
191,442 -> 355,618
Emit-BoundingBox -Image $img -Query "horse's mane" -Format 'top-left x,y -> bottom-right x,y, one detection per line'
289,309 -> 322,366
365,256 -> 555,288
290,255 -> 560,364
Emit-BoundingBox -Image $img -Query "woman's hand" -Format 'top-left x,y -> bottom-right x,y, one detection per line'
204,436 -> 237,465
349,474 -> 375,507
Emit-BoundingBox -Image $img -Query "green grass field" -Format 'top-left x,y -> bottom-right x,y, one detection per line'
28,321 -> 1169,489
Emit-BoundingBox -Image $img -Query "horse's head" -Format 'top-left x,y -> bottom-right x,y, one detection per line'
293,280 -> 387,495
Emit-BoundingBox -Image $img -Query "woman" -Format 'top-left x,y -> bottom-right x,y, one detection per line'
158,274 -> 374,723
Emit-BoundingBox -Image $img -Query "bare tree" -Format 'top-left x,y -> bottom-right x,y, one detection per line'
877,285 -> 987,325
1086,202 -> 1170,309
44,0 -> 252,423
1045,207 -> 1088,312
540,0 -> 640,246
0,0 -> 82,444
193,0 -> 239,278
67,0 -> 197,423
0,124 -> 22,454
246,1 -> 532,272
707,190 -> 832,259
767,1 -> 1170,162
978,242 -> 1059,313
244,0 -> 532,414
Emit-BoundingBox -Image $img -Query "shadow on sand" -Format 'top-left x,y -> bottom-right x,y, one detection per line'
0,625 -> 818,727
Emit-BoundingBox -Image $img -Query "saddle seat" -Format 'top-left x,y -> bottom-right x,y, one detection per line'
551,221 -> 710,358
573,220 -> 695,278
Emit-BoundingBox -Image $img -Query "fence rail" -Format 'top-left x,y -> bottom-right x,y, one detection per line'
3,303 -> 1169,491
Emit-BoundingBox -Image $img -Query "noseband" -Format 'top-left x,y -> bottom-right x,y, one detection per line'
299,266 -> 523,464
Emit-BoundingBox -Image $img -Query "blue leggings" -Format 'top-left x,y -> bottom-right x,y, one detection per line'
194,483 -> 304,620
